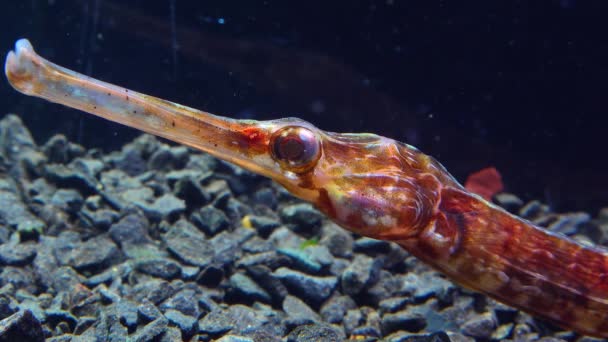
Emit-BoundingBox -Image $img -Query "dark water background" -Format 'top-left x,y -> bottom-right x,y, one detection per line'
0,0 -> 607,213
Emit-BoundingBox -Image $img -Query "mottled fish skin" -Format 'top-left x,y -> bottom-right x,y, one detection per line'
6,38 -> 608,337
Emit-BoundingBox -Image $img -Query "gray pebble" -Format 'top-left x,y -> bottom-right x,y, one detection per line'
135,258 -> 181,280
164,309 -> 196,335
138,300 -> 162,322
461,312 -> 496,339
0,243 -> 36,266
341,254 -> 381,296
0,309 -> 44,342
320,295 -> 357,324
0,191 -> 45,236
159,289 -> 200,317
139,193 -> 185,222
55,236 -> 121,272
44,163 -> 98,194
279,203 -> 323,233
50,189 -> 84,214
190,205 -> 229,236
282,295 -> 320,328
228,273 -> 272,303
248,215 -> 281,236
286,323 -> 343,342
131,316 -> 169,342
381,307 -> 427,334
494,193 -> 524,212
109,213 -> 151,246
162,219 -> 214,267
273,267 -> 337,306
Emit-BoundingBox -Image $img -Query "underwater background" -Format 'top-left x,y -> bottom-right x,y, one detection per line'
1,1 -> 608,341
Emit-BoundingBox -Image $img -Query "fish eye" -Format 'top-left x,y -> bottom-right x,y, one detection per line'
270,126 -> 321,173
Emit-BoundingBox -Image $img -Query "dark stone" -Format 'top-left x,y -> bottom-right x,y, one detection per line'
279,203 -> 323,234
277,248 -> 322,273
397,271 -> 454,302
245,265 -> 288,304
135,258 -> 181,280
160,326 -> 183,342
109,213 -> 151,246
252,188 -> 278,209
130,280 -> 176,305
55,236 -> 121,272
148,145 -> 189,171
45,309 -> 78,330
461,312 -> 496,339
282,295 -> 319,328
381,308 -> 427,334
138,193 -> 186,222
0,296 -> 17,321
320,222 -> 354,258
162,219 -> 214,267
196,264 -> 224,287
286,323 -> 343,342
392,332 -> 451,342
70,158 -> 104,178
73,316 -> 96,335
131,316 -> 169,342
0,115 -> 46,178
236,251 -> 289,269
379,297 -> 410,314
208,228 -> 254,266
0,243 -> 36,266
44,163 -> 98,194
159,289 -> 200,317
0,191 -> 45,236
247,215 -> 281,237
494,193 -> 524,212
42,134 -> 70,164
228,273 -> 272,303
341,254 -> 381,296
320,295 -> 357,323
354,237 -> 391,253
50,189 -> 83,214
0,267 -> 35,294
164,309 -> 196,336
190,205 -> 229,236
138,300 -> 162,323
224,198 -> 252,221
113,145 -> 148,176
115,300 -> 139,330
0,310 -> 44,342
273,267 -> 337,306
169,170 -> 211,207
81,208 -> 119,230
197,305 -> 268,336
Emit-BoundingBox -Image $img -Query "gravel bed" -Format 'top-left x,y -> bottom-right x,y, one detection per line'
0,114 -> 605,341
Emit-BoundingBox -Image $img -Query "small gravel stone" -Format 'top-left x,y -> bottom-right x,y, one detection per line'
282,295 -> 320,328
159,289 -> 200,317
139,193 -> 186,222
164,309 -> 196,335
247,215 -> 281,236
162,219 -> 214,267
341,254 -> 381,295
273,267 -> 337,306
50,189 -> 84,214
229,273 -> 272,303
44,163 -> 98,194
286,323 -> 343,342
190,205 -> 229,236
0,309 -> 44,342
138,300 -> 162,322
279,203 -> 323,233
135,258 -> 181,280
131,316 -> 169,342
198,305 -> 267,335
494,193 -> 524,212
0,243 -> 36,266
381,307 -> 427,334
55,236 -> 121,272
0,191 -> 45,236
461,312 -> 496,338
320,295 -> 357,323
109,213 -> 151,246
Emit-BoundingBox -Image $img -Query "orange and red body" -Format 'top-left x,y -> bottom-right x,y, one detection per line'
5,39 -> 608,337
